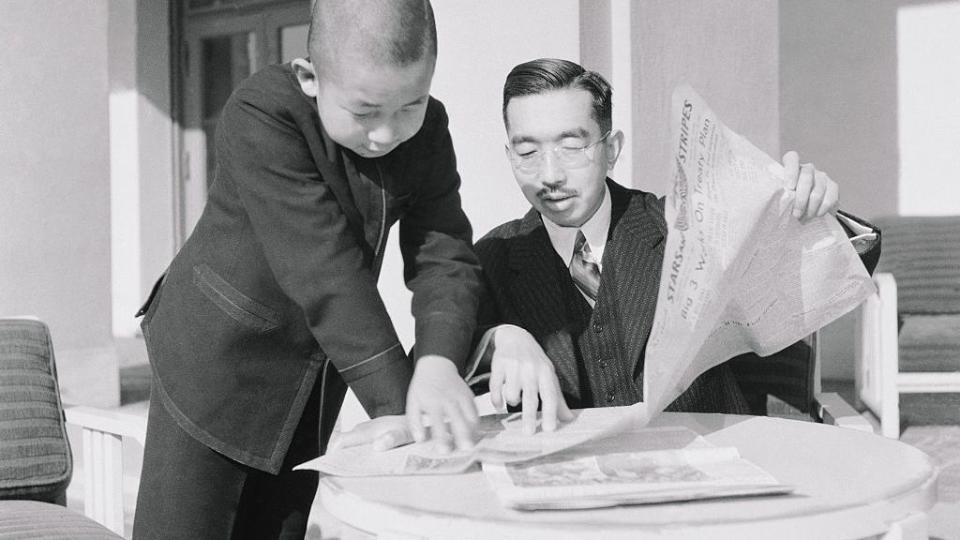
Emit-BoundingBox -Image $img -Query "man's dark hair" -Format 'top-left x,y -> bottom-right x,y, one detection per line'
502,58 -> 612,133
308,0 -> 437,77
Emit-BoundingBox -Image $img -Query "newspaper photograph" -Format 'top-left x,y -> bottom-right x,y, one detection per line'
482,426 -> 792,510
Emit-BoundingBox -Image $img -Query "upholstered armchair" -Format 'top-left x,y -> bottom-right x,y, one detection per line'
855,216 -> 960,438
0,317 -> 144,538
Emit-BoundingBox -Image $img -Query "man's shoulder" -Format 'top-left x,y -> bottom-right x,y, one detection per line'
610,180 -> 663,209
482,217 -> 527,239
474,215 -> 531,261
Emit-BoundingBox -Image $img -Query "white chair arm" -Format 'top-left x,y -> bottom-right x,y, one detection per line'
855,272 -> 901,438
65,406 -> 147,446
65,406 -> 148,536
814,392 -> 876,433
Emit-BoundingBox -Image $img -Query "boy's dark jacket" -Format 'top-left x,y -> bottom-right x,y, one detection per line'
139,63 -> 481,473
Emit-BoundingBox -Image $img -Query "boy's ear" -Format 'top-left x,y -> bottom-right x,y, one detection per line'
605,129 -> 625,170
292,58 -> 319,98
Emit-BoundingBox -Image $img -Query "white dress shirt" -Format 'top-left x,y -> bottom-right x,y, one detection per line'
541,185 -> 612,307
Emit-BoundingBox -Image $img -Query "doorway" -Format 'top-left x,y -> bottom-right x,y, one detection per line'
175,0 -> 311,245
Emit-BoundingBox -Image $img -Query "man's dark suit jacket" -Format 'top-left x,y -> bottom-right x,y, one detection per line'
474,180 -> 748,413
139,64 -> 481,473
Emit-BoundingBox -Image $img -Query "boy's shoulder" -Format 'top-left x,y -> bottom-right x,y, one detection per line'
230,63 -> 312,116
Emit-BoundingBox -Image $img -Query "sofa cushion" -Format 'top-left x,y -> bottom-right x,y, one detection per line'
0,500 -> 121,539
899,314 -> 960,372
0,319 -> 71,503
873,216 -> 960,314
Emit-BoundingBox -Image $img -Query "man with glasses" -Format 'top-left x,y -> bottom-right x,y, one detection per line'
466,57 -> 843,435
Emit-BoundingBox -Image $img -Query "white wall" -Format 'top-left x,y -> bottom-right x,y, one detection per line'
109,0 -> 176,339
0,1 -> 119,405
781,0 -> 960,379
377,0 -> 582,350
896,1 -> 960,216
631,0 -> 780,196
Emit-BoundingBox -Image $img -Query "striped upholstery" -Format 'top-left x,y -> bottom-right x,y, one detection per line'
0,500 -> 121,539
0,319 -> 71,503
873,216 -> 960,314
872,216 -> 960,373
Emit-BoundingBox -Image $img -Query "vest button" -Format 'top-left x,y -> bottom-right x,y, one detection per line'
593,321 -> 603,333
606,392 -> 615,403
598,359 -> 608,369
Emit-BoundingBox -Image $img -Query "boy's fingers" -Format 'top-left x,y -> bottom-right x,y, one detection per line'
427,408 -> 453,454
458,393 -> 480,426
446,402 -> 476,450
406,400 -> 426,443
372,428 -> 412,451
538,376 -> 559,433
782,151 -> 800,190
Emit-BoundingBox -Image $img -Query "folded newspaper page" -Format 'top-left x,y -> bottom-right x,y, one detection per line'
482,426 -> 792,510
295,405 -> 638,476
636,85 -> 877,420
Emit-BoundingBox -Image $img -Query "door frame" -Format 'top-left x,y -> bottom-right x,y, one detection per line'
171,0 -> 311,247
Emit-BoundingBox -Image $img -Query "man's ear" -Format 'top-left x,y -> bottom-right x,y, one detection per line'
604,129 -> 625,170
291,58 -> 319,98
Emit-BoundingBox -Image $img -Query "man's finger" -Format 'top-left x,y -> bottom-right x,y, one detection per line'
557,395 -> 575,422
782,151 -> 800,190
538,371 -> 559,433
502,372 -> 522,407
489,369 -> 505,410
819,175 -> 839,217
521,374 -> 540,436
805,170 -> 827,220
793,163 -> 815,218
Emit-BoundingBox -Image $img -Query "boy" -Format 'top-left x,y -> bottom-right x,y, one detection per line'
133,1 -> 480,537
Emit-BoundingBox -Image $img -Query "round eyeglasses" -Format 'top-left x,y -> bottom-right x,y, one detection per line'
506,131 -> 611,175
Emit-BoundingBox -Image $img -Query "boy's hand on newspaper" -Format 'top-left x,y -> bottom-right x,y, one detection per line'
489,325 -> 574,436
406,354 -> 478,454
328,415 -> 412,452
782,150 -> 839,221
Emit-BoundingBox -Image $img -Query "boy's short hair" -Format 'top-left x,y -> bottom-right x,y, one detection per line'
502,58 -> 612,133
308,0 -> 437,77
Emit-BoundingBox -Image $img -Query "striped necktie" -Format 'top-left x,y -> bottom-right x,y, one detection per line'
569,230 -> 601,301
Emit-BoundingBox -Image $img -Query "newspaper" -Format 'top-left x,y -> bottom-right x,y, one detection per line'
295,405 -> 638,476
296,85 -> 875,478
635,85 -> 877,420
482,426 -> 792,510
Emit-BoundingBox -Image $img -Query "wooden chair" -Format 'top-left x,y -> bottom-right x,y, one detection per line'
0,317 -> 145,537
729,333 -> 875,431
854,216 -> 960,438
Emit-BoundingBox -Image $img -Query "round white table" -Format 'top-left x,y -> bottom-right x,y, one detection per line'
311,413 -> 938,540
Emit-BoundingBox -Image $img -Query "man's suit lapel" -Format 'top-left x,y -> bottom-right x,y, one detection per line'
506,209 -> 581,396
602,181 -> 668,378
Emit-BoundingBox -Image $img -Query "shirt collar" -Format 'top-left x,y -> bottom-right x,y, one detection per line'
542,185 -> 612,268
